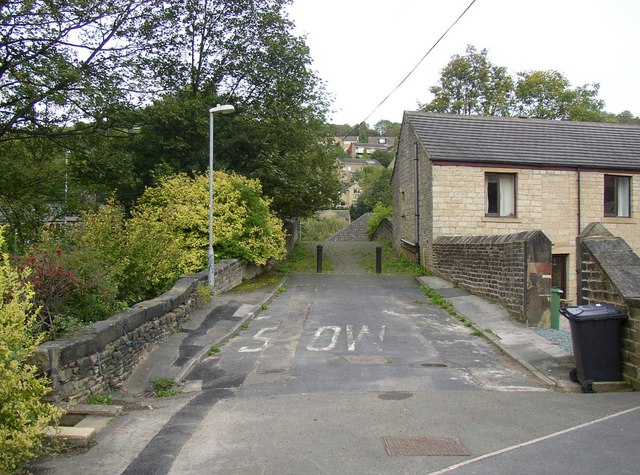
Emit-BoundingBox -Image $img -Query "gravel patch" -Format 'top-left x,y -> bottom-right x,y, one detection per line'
532,327 -> 573,353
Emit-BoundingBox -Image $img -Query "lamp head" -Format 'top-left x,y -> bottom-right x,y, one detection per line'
210,104 -> 235,115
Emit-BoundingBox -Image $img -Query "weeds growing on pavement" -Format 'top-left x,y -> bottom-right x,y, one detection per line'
208,345 -> 220,356
151,378 -> 181,397
87,394 -> 114,405
419,285 -> 459,316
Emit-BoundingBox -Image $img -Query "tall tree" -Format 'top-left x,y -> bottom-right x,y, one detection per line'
515,70 -> 605,121
0,0 -> 147,142
349,166 -> 392,219
0,140 -> 66,251
420,45 -> 514,116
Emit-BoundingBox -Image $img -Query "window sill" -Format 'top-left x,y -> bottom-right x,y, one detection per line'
602,217 -> 637,224
482,216 -> 522,223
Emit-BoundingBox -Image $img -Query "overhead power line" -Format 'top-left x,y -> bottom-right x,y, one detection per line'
341,0 -> 478,140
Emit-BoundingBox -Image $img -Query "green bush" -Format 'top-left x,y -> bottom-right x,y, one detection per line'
128,172 -> 286,272
367,202 -> 392,239
0,229 -> 62,473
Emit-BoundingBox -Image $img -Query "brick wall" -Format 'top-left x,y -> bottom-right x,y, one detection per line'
577,223 -> 640,389
432,230 -> 552,325
34,258 -> 261,401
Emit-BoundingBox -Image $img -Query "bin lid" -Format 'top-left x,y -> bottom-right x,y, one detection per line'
560,303 -> 627,321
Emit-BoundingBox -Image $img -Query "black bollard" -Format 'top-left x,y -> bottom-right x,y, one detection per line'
376,245 -> 382,274
317,244 -> 323,273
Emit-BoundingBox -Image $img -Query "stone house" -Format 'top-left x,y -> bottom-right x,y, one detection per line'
340,182 -> 361,207
391,111 -> 640,304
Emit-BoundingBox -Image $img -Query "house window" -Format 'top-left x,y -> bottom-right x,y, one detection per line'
485,173 -> 516,217
604,175 -> 630,217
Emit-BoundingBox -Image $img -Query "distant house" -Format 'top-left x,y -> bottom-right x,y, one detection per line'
347,137 -> 395,159
339,182 -> 361,208
333,136 -> 395,158
391,111 -> 640,303
338,158 -> 382,183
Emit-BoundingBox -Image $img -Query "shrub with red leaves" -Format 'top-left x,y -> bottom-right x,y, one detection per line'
14,247 -> 78,335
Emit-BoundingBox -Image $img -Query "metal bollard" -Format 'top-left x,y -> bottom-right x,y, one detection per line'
376,245 -> 382,274
316,244 -> 323,273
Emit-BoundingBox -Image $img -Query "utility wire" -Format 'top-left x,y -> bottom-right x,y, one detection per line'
341,0 -> 478,140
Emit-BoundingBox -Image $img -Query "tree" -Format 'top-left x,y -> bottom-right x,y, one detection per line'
420,45 -> 514,116
0,139 -> 67,252
515,70 -> 605,121
420,45 -> 614,123
603,110 -> 640,125
0,0 -> 148,142
371,149 -> 394,168
350,167 -> 392,219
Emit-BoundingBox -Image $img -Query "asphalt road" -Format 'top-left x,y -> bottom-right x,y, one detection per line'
33,270 -> 640,475
125,273 -> 640,474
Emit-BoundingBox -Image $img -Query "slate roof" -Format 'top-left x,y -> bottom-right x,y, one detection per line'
405,111 -> 640,170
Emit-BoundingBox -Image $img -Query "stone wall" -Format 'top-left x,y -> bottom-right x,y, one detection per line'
371,217 -> 393,242
432,230 -> 552,325
34,258 -> 261,401
577,223 -> 640,389
392,120 -> 434,265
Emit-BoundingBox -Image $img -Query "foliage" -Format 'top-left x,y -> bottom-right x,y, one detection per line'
350,167 -> 393,220
420,44 -> 614,122
130,172 -> 286,270
13,248 -> 78,337
0,140 -> 68,253
301,214 -> 348,241
420,285 -> 459,316
0,230 -> 62,474
0,0 -> 147,142
196,283 -> 212,307
515,70 -> 605,121
3,1 -> 339,237
367,203 -> 392,239
370,149 -> 394,167
87,394 -> 114,405
421,45 -> 514,116
273,243 -> 316,275
365,241 -> 431,276
151,378 -> 181,397
55,201 -> 130,320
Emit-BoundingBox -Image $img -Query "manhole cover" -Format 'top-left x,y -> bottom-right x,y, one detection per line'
378,391 -> 413,401
343,355 -> 388,365
383,436 -> 470,456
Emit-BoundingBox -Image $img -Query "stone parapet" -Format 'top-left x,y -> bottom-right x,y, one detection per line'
432,230 -> 552,325
35,258 -> 261,401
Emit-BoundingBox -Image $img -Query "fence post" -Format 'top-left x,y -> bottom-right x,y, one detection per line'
376,245 -> 382,274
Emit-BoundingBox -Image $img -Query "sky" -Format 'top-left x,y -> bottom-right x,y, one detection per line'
286,0 -> 640,127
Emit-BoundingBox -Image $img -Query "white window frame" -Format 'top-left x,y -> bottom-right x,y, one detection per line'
485,173 -> 516,217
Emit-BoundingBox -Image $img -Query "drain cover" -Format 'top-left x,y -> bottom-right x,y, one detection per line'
343,355 -> 388,365
383,436 -> 470,456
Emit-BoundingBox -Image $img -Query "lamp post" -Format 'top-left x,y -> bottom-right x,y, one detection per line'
208,104 -> 235,288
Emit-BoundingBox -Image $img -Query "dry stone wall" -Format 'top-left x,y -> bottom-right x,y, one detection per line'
34,258 -> 261,401
577,223 -> 640,389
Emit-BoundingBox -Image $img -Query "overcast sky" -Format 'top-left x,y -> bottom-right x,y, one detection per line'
286,0 -> 640,126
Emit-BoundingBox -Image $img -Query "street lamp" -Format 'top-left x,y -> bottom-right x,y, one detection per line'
208,104 -> 235,288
